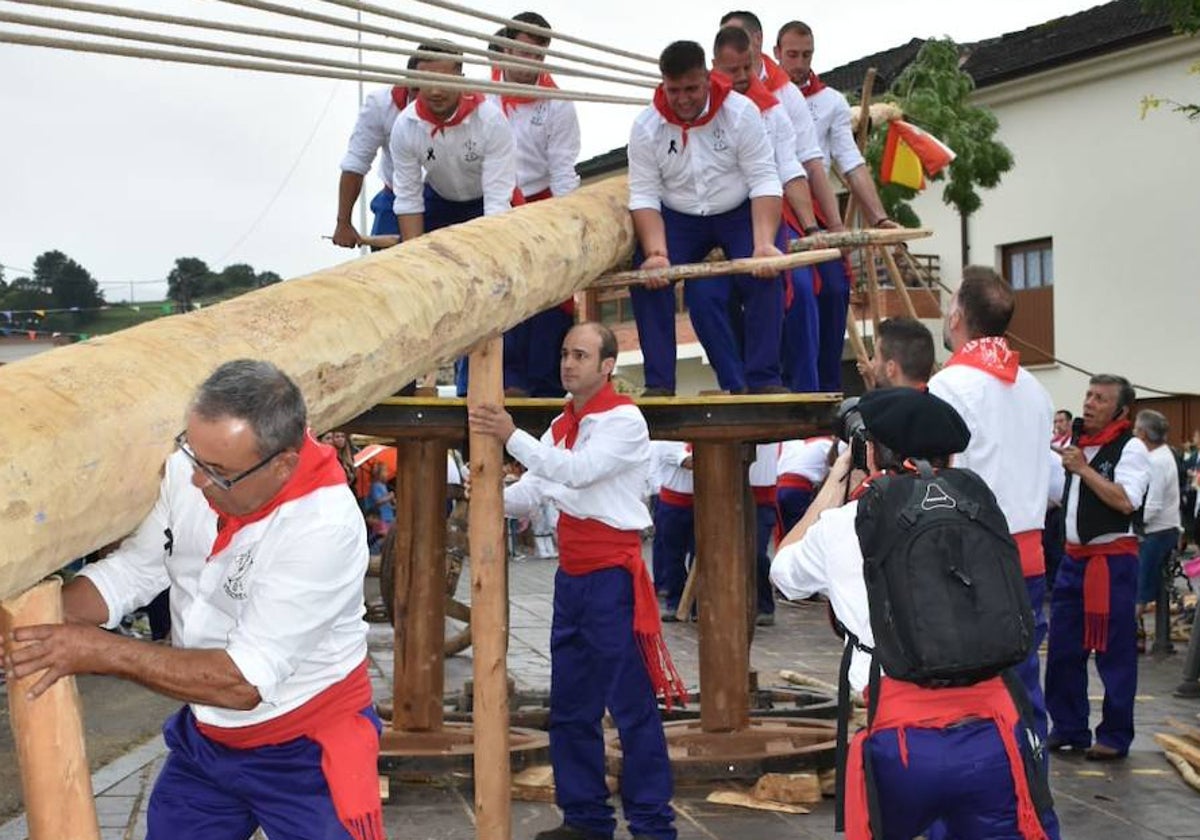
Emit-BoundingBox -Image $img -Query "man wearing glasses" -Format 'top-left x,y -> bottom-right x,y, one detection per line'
3,359 -> 381,840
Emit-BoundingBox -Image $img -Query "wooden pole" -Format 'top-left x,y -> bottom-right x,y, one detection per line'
466,336 -> 511,839
843,67 -> 878,228
0,579 -> 100,840
786,227 -> 932,252
592,249 -> 842,290
863,247 -> 884,336
879,246 -> 920,322
692,441 -> 750,732
898,247 -> 946,310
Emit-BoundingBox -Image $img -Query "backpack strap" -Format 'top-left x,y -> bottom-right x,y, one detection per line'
1000,669 -> 1056,819
834,628 -> 885,836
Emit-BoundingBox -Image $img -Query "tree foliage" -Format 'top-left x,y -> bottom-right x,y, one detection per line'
861,38 -> 1014,225
167,258 -> 283,306
1140,0 -> 1200,121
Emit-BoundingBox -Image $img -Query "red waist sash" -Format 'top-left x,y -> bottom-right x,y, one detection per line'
778,473 -> 816,493
1066,537 -> 1138,653
1013,529 -> 1045,578
751,485 -> 777,506
657,486 -> 694,508
196,661 -> 381,840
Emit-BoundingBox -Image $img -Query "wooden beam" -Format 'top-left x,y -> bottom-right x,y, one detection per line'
0,579 -> 100,840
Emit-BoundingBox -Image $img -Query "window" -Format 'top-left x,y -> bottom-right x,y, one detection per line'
1001,238 -> 1054,365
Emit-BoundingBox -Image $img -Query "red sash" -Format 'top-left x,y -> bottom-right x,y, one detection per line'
207,433 -> 347,560
197,661 -> 382,840
846,677 -> 1047,840
778,473 -> 815,492
1066,537 -> 1138,652
944,337 -> 1020,383
652,72 -> 732,150
1013,529 -> 1045,578
751,485 -> 777,506
390,85 -> 409,110
657,486 -> 694,508
415,92 -> 483,137
799,70 -> 827,98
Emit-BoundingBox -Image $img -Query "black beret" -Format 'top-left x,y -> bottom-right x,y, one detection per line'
858,387 -> 971,458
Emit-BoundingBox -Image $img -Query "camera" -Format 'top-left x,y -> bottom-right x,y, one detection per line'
833,397 -> 869,472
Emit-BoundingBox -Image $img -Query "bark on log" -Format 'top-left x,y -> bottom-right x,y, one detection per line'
0,176 -> 635,600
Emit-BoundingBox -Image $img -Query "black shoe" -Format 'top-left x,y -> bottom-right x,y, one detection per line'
641,387 -> 674,398
532,825 -> 609,840
755,612 -> 776,627
660,609 -> 680,622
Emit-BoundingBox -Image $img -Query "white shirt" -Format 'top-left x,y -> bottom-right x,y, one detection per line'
771,502 -> 874,691
79,452 -> 369,727
749,443 -> 779,488
763,104 -> 805,186
627,90 -> 782,216
1060,436 -> 1152,545
390,98 -> 516,217
760,65 -> 823,164
489,95 -> 581,197
650,440 -> 693,496
778,437 -> 835,483
504,403 -> 652,530
1143,444 -> 1182,533
804,85 -> 866,175
340,86 -> 405,186
928,363 -> 1055,534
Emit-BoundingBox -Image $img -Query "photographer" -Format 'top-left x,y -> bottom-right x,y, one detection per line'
770,388 -> 1057,840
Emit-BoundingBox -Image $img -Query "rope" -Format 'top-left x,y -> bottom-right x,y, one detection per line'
0,29 -> 649,105
308,0 -> 661,81
5,0 -> 655,89
405,0 -> 658,66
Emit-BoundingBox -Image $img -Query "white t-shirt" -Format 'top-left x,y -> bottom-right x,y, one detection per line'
803,84 -> 866,175
1142,444 -> 1182,533
340,86 -> 406,187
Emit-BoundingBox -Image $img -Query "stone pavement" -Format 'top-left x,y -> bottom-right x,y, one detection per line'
6,550 -> 1200,839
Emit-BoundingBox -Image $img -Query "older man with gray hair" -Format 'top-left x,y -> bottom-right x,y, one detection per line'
1134,409 -> 1181,622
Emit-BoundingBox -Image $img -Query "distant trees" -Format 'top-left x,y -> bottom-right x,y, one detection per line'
166,258 -> 284,308
0,250 -> 105,325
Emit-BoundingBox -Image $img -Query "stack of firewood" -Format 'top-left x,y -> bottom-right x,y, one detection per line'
1155,719 -> 1200,791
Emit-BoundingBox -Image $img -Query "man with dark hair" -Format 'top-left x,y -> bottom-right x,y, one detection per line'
1046,374 -> 1150,760
488,11 -> 582,397
628,39 -> 784,396
860,316 -> 934,390
1052,409 -> 1073,448
928,266 -> 1056,759
4,360 -> 380,840
771,388 -> 1058,838
470,322 -> 682,840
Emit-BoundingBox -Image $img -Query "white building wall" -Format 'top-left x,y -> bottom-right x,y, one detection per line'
906,35 -> 1200,412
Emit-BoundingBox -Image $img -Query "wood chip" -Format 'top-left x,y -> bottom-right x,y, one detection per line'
752,772 -> 822,805
706,790 -> 811,814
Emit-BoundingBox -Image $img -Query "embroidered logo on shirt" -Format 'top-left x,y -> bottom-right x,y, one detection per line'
531,102 -> 548,126
426,147 -> 436,162
667,139 -> 679,155
712,128 -> 729,152
1096,460 -> 1115,480
463,139 -> 481,162
223,551 -> 254,600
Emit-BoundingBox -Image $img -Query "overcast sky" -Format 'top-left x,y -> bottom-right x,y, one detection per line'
0,0 -> 1105,302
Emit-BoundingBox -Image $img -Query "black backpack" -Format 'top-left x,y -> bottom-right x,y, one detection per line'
852,462 -> 1034,686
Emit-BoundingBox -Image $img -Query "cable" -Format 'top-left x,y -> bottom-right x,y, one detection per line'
0,30 -> 649,105
5,0 -> 654,88
0,263 -> 36,276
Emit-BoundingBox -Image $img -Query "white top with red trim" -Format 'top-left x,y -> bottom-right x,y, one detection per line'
928,363 -> 1055,534
79,452 -> 369,727
1059,437 -> 1151,545
771,501 -> 873,690
749,443 -> 779,488
778,437 -> 834,483
504,404 -> 652,530
760,67 -> 823,164
627,91 -> 781,216
803,85 -> 866,175
340,86 -> 405,186
649,440 -> 693,496
389,98 -> 516,216
489,95 -> 582,197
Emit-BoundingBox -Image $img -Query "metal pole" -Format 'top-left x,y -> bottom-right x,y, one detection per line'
1152,546 -> 1176,655
356,8 -> 369,257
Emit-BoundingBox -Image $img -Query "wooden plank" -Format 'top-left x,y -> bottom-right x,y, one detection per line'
592,249 -> 842,290
706,790 -> 810,814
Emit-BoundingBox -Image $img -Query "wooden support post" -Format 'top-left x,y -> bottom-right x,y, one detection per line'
863,247 -> 883,336
880,246 -> 920,321
392,439 -> 449,732
1,579 -> 100,840
898,247 -> 944,311
693,441 -> 750,733
466,336 -> 511,840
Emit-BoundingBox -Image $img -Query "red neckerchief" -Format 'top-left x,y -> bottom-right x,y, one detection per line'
206,432 -> 347,559
1077,418 -> 1131,448
550,381 -> 633,448
1051,433 -> 1071,449
760,54 -> 791,93
944,337 -> 1021,384
415,92 -> 483,137
490,66 -> 558,114
197,661 -> 382,840
390,85 -> 409,110
799,70 -> 827,98
741,71 -> 779,113
652,71 -> 732,150
849,471 -> 887,501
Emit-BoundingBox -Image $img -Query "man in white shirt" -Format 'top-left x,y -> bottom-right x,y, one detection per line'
490,11 -> 582,397
628,40 -> 784,397
1132,409 -> 1181,617
649,440 -> 694,618
1047,374 -> 1151,760
3,361 -> 378,840
470,322 -> 682,840
928,267 -> 1055,749
776,436 -> 833,534
750,443 -> 781,625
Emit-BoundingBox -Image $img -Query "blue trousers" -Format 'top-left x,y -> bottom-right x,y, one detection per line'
813,256 -> 852,392
652,499 -> 694,609
1138,529 -> 1177,604
866,720 -> 1058,840
549,567 -> 676,840
1045,552 -> 1139,753
755,502 -> 777,616
776,486 -> 814,537
368,186 -> 399,237
781,260 -> 821,393
148,705 -> 381,840
630,203 -> 782,392
503,306 -> 572,397
1013,574 -> 1049,744
1042,507 -> 1066,601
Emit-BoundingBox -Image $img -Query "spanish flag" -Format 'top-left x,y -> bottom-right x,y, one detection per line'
880,120 -> 956,190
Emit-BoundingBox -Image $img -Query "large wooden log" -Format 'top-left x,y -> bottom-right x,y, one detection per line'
0,176 -> 635,600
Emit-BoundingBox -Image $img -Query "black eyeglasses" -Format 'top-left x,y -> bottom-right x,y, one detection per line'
174,432 -> 284,491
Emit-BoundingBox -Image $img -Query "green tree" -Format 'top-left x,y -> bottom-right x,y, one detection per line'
0,263 -> 6,293
256,270 -> 282,287
0,276 -> 53,314
167,257 -> 211,310
861,38 -> 1014,227
219,263 -> 258,292
1141,0 -> 1200,120
32,250 -> 104,320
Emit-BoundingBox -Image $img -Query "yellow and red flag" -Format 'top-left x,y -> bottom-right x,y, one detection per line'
880,120 -> 956,189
